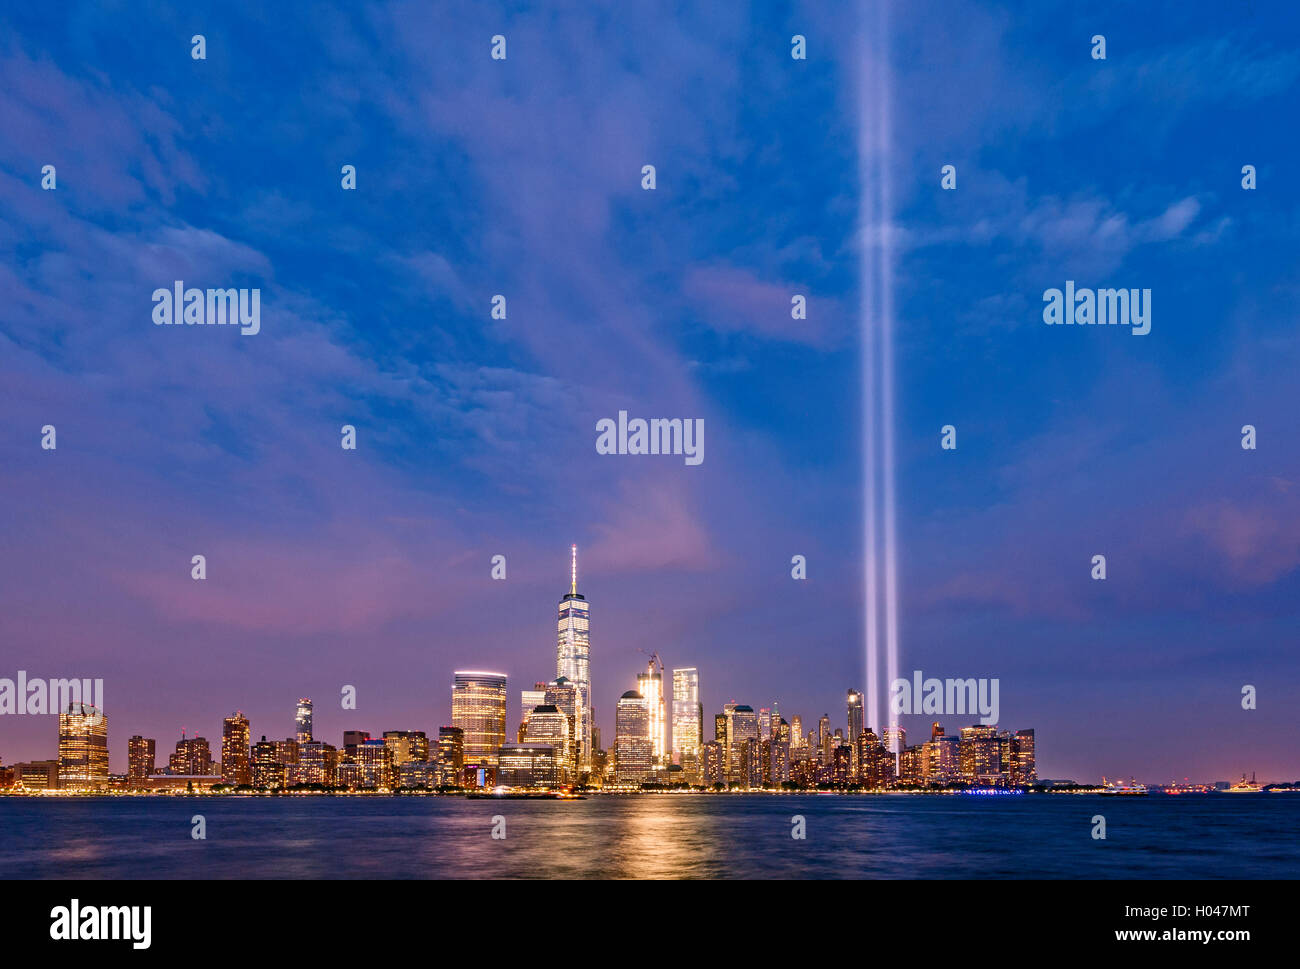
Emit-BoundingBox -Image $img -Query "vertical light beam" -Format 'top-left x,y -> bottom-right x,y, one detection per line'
859,0 -> 901,740
858,8 -> 881,735
875,0 -> 902,756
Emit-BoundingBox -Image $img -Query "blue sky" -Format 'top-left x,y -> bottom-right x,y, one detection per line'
1,0 -> 1298,782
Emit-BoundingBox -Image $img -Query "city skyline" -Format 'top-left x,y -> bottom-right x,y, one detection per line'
2,2 -> 1298,787
0,546 -> 1285,788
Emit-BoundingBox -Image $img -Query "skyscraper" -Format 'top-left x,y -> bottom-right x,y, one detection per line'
519,682 -> 548,741
636,655 -> 666,766
847,689 -> 864,779
1010,729 -> 1036,785
357,738 -> 394,789
959,725 -> 1000,783
727,706 -> 759,783
58,703 -> 108,790
671,667 -> 702,769
614,690 -> 651,785
127,735 -> 155,786
251,735 -> 284,788
522,704 -> 572,781
294,741 -> 338,786
451,671 -> 508,769
437,726 -> 465,777
556,545 -> 592,775
383,730 -> 428,766
544,677 -> 579,769
884,725 -> 906,758
295,698 -> 313,744
222,713 -> 252,786
169,733 -> 213,776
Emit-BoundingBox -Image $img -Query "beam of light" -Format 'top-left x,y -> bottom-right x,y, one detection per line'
858,0 -> 900,743
875,0 -> 901,756
858,28 -> 881,735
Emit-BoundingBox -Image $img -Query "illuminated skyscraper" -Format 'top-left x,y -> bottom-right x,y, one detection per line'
357,738 -> 395,789
383,730 -> 428,766
556,545 -> 592,774
727,706 -> 759,782
498,743 -> 561,789
614,690 -> 652,785
251,735 -> 284,788
671,667 -> 702,768
295,698 -> 313,744
274,738 -> 300,769
170,728 -> 213,775
924,730 -> 960,784
127,735 -> 155,785
451,671 -> 508,768
847,689 -> 864,779
720,703 -> 739,776
883,725 -> 906,758
220,713 -> 251,786
169,733 -> 213,776
522,704 -> 572,781
636,655 -> 666,766
1010,729 -> 1036,785
519,682 -> 548,741
544,677 -> 579,768
437,727 -> 464,767
342,730 -> 370,763
959,725 -> 1000,783
436,726 -> 465,785
58,703 -> 108,790
294,741 -> 338,786
701,741 -> 724,786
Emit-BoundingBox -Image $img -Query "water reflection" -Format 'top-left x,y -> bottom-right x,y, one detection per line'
1,794 -> 1297,879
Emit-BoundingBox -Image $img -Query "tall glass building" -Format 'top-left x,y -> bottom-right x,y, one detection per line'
847,689 -> 864,780
727,706 -> 759,782
519,683 -> 548,741
636,657 -> 665,766
58,703 -> 108,790
555,545 -> 591,775
295,698 -> 313,744
451,671 -> 508,768
614,690 -> 651,785
671,667 -> 702,767
522,704 -> 572,781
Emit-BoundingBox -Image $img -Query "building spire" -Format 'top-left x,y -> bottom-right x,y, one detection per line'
570,543 -> 578,595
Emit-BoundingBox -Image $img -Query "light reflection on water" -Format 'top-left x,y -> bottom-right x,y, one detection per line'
1,794 -> 1296,879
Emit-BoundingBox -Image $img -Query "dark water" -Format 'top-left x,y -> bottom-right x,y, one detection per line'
1,794 -> 1297,879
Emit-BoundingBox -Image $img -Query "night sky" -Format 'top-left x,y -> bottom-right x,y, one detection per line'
2,1 -> 1297,783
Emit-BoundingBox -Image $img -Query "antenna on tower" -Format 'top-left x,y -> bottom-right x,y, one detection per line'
570,543 -> 578,595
